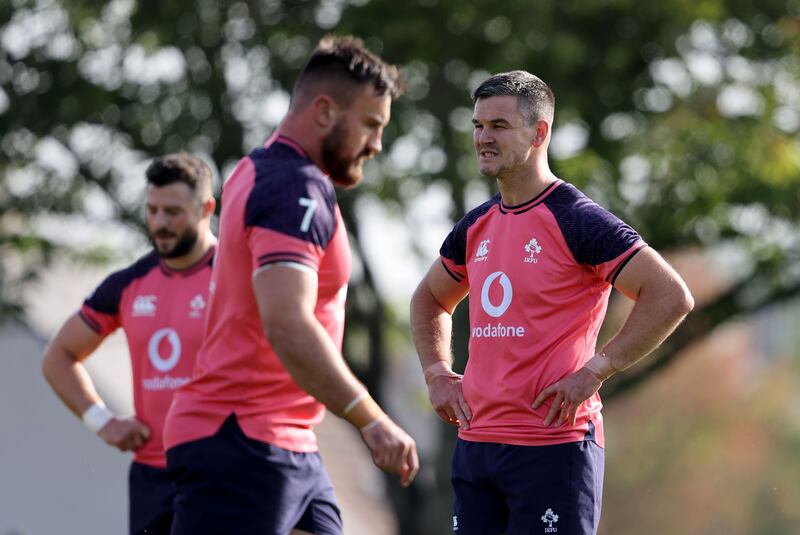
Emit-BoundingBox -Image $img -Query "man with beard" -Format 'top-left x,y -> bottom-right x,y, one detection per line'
41,153 -> 217,535
163,36 -> 418,535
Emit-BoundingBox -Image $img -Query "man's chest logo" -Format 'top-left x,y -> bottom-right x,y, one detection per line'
474,239 -> 490,262
132,295 -> 157,317
189,294 -> 206,318
524,238 -> 542,264
148,328 -> 182,372
481,271 -> 513,317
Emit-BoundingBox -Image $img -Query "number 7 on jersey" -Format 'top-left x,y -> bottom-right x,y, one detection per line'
298,197 -> 318,232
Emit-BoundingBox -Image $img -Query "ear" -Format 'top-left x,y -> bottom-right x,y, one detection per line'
311,95 -> 340,129
532,120 -> 550,148
201,197 -> 216,219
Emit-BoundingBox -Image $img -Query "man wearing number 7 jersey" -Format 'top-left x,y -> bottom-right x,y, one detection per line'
41,153 -> 217,535
164,35 -> 418,535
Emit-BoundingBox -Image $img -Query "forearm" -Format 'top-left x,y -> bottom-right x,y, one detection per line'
591,283 -> 693,379
410,284 -> 456,371
41,347 -> 103,418
266,314 -> 369,417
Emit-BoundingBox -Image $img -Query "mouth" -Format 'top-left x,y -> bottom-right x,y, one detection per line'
152,232 -> 176,242
478,147 -> 499,159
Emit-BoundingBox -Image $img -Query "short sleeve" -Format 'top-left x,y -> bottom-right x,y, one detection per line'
439,222 -> 469,284
544,184 -> 646,284
80,276 -> 123,336
245,166 -> 337,273
438,196 -> 500,284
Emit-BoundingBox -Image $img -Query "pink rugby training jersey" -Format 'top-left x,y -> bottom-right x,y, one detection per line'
80,247 -> 215,467
440,180 -> 646,448
164,136 -> 351,453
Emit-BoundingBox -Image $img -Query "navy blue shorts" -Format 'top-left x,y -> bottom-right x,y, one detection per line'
129,461 -> 175,535
451,434 -> 604,535
166,413 -> 342,535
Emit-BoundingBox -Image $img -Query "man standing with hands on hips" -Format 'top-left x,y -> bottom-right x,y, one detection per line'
411,71 -> 694,535
42,153 -> 217,535
164,35 -> 418,535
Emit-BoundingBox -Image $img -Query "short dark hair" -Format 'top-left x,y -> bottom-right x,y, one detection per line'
472,71 -> 555,126
145,153 -> 213,200
292,35 -> 403,108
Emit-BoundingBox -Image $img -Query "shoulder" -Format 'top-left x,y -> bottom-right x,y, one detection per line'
85,251 -> 160,314
104,251 -> 160,289
245,147 -> 335,222
454,194 -> 501,234
543,182 -> 641,266
440,195 -> 501,265
542,181 -> 631,226
248,145 -> 334,196
542,182 -> 598,213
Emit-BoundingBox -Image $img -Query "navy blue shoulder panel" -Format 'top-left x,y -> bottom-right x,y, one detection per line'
543,183 -> 641,266
84,251 -> 160,315
440,195 -> 501,266
244,144 -> 338,249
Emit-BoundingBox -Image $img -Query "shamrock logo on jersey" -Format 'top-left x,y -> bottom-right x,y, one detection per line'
541,508 -> 559,528
524,238 -> 542,264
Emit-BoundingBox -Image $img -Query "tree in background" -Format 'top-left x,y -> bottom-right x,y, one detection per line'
1,1 -> 798,533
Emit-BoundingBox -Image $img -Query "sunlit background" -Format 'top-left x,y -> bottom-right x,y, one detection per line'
1,0 -> 799,533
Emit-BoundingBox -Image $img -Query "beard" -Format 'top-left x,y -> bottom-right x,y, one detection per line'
321,120 -> 373,187
149,226 -> 199,259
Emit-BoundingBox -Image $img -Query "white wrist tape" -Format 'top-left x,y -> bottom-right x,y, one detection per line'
82,402 -> 114,433
342,391 -> 369,417
360,414 -> 388,433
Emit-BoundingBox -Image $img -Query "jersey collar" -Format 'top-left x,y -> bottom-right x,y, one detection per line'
498,180 -> 562,215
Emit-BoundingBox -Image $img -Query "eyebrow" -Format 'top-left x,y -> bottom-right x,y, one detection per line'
367,113 -> 389,126
472,117 -> 513,126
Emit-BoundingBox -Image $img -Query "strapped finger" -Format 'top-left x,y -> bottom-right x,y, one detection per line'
436,409 -> 456,425
453,403 -> 469,430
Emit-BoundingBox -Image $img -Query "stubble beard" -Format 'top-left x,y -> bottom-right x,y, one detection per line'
321,120 -> 372,188
150,226 -> 199,259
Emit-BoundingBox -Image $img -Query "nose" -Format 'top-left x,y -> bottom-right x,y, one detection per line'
150,209 -> 168,229
476,126 -> 494,146
367,130 -> 383,155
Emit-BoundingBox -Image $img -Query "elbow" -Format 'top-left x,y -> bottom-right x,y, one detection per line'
41,353 -> 51,380
41,344 -> 61,384
672,281 -> 695,319
683,289 -> 695,315
410,282 -> 427,317
411,280 -> 450,318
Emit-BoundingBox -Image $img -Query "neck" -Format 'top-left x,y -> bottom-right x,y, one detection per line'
162,230 -> 217,270
274,116 -> 326,172
496,156 -> 556,206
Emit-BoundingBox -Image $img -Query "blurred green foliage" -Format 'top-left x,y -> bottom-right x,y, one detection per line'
1,0 -> 799,532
